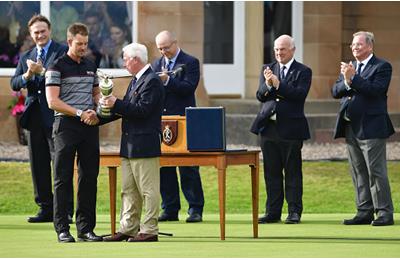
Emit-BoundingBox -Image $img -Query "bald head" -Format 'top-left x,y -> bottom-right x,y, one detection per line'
155,30 -> 176,43
155,30 -> 178,59
274,34 -> 296,64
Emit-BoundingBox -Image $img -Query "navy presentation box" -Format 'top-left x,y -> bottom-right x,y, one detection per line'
185,107 -> 226,151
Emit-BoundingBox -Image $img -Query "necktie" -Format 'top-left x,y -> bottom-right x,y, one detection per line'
357,63 -> 364,75
38,48 -> 46,64
127,77 -> 137,96
166,60 -> 173,71
280,66 -> 286,80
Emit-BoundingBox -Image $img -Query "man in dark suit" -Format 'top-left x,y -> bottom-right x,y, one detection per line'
332,31 -> 394,226
102,43 -> 165,242
152,30 -> 204,223
250,34 -> 312,224
10,14 -> 73,223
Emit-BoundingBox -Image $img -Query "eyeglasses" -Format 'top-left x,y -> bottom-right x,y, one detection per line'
157,41 -> 176,52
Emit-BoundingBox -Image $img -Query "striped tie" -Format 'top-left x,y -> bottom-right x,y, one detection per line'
38,48 -> 46,63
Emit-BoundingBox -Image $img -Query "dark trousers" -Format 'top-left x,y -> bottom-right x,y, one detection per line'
160,166 -> 204,215
260,122 -> 303,217
53,116 -> 99,234
26,103 -> 73,216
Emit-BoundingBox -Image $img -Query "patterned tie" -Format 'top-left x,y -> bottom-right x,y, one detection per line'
127,77 -> 137,97
280,66 -> 286,80
38,48 -> 46,64
357,63 -> 364,75
166,60 -> 173,71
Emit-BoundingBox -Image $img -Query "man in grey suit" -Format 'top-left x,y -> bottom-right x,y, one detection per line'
332,31 -> 394,226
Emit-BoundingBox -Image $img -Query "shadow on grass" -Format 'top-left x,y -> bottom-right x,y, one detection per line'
201,219 -> 344,225
0,224 -> 52,231
163,235 -> 400,244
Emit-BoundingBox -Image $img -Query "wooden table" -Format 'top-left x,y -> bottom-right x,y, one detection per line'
99,150 -> 260,240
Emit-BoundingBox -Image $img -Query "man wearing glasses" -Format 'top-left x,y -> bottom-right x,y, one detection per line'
332,31 -> 394,226
152,30 -> 204,223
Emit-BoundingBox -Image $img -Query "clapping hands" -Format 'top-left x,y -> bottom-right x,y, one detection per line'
264,66 -> 280,89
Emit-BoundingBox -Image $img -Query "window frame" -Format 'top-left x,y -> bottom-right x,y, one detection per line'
0,0 -> 138,76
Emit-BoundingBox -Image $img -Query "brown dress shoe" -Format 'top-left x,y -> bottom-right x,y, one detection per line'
103,232 -> 132,242
127,233 -> 158,242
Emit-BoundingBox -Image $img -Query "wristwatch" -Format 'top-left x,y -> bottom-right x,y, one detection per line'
76,109 -> 83,118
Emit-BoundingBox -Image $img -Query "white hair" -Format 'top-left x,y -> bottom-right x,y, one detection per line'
274,34 -> 295,50
122,43 -> 148,64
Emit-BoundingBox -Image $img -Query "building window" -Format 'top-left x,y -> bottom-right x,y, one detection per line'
0,1 -> 39,68
204,1 -> 233,64
0,1 -> 134,69
51,1 -> 133,68
264,1 -> 292,64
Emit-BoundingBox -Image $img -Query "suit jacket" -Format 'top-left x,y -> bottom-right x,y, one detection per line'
111,67 -> 165,158
332,55 -> 394,140
152,50 -> 200,116
250,60 -> 312,140
10,41 -> 68,130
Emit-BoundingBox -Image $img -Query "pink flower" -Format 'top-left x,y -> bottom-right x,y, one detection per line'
8,91 -> 26,116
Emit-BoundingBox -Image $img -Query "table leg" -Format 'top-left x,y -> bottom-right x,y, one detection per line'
108,167 -> 117,236
217,167 -> 226,240
250,164 -> 259,238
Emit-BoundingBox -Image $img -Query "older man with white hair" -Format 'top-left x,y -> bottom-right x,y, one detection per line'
251,34 -> 312,225
102,42 -> 165,242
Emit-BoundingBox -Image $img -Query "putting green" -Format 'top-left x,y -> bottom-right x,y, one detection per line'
0,214 -> 399,257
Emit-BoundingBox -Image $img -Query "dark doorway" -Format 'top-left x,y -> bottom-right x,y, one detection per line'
264,1 -> 292,64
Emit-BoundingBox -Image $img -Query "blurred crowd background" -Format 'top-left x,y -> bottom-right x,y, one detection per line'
0,1 -> 133,68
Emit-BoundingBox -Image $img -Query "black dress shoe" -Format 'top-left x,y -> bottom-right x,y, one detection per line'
343,215 -> 374,225
78,231 -> 103,242
186,213 -> 202,223
285,212 -> 301,224
258,214 -> 281,224
27,212 -> 53,223
103,232 -> 133,242
58,231 -> 75,243
371,215 -> 394,226
158,212 -> 179,222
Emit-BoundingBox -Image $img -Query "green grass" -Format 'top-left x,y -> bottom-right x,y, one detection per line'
1,161 -> 400,214
0,214 -> 399,257
1,161 -> 400,257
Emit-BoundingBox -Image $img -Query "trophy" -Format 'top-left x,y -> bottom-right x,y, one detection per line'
96,70 -> 114,118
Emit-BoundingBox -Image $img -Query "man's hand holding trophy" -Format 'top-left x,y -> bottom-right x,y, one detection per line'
97,70 -> 117,118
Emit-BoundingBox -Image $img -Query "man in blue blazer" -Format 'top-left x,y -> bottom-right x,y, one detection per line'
101,43 -> 165,242
10,15 -> 72,223
332,31 -> 394,226
250,35 -> 312,224
152,30 -> 204,223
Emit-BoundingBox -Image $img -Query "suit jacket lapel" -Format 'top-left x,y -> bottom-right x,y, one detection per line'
285,60 -> 298,81
273,62 -> 280,78
30,48 -> 38,62
44,42 -> 56,68
360,55 -> 375,77
128,68 -> 152,99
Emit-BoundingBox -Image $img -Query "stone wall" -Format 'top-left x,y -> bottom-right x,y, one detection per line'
304,1 -> 400,112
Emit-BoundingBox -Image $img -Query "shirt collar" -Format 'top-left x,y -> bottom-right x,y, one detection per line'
358,53 -> 373,66
37,40 -> 52,55
135,64 -> 150,80
164,48 -> 181,66
280,57 -> 294,70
